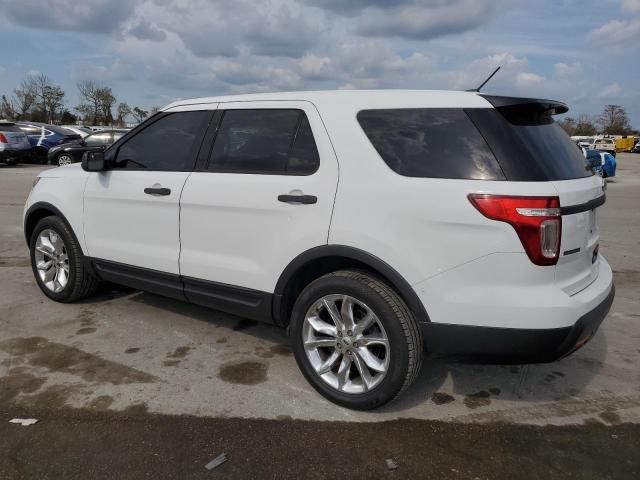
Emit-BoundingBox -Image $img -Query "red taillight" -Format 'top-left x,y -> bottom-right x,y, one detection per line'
468,194 -> 561,266
0,133 -> 7,143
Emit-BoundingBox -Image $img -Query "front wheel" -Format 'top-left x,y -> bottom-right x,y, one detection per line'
290,270 -> 423,410
30,216 -> 99,302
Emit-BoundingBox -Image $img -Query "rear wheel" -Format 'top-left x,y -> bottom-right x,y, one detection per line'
290,270 -> 422,410
30,216 -> 99,302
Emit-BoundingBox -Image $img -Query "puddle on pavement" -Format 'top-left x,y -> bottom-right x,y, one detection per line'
0,337 -> 157,385
218,361 -> 268,385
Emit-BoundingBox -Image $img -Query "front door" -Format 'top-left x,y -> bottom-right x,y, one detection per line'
83,109 -> 212,276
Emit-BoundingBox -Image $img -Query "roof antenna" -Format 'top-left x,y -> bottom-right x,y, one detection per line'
467,66 -> 501,92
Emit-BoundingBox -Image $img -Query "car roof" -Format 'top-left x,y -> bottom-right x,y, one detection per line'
162,89 -> 496,111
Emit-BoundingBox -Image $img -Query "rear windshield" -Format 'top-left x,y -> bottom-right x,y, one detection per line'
357,109 -> 505,180
0,124 -> 23,133
466,108 -> 592,181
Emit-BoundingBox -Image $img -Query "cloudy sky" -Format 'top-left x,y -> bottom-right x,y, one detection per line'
0,0 -> 638,124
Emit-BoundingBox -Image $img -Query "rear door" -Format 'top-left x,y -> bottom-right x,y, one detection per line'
179,101 -> 339,302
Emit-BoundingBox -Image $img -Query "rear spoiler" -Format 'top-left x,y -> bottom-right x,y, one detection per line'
480,95 -> 568,115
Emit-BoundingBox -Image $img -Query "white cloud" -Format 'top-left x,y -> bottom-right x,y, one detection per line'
590,19 -> 640,47
515,72 -> 545,88
553,62 -> 583,78
598,82 -> 622,98
620,0 -> 640,13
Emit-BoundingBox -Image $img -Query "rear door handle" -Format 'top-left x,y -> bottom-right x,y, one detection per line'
278,194 -> 317,204
144,187 -> 171,196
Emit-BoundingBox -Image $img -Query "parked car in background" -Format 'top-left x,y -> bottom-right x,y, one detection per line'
61,125 -> 93,138
47,129 -> 127,166
0,121 -> 31,165
590,137 -> 616,157
632,141 -> 640,153
16,122 -> 82,164
585,149 -> 616,178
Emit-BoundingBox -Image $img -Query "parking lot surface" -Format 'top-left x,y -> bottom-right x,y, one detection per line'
1,155 -> 639,425
1,157 -> 640,479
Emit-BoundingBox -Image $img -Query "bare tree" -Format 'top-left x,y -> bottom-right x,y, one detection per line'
599,105 -> 630,134
0,95 -> 17,120
97,87 -> 116,125
42,85 -> 65,124
574,114 -> 598,136
132,106 -> 149,123
12,79 -> 38,120
116,102 -> 132,126
77,80 -> 102,125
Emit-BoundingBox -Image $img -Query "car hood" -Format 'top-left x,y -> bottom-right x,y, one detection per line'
39,162 -> 85,177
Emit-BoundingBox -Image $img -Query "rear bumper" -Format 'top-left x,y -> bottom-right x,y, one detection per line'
422,283 -> 614,363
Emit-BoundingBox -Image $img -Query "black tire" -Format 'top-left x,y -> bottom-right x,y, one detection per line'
290,270 -> 423,410
29,216 -> 99,303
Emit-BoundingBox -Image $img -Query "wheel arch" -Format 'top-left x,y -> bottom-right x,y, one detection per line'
272,245 -> 430,327
24,202 -> 83,254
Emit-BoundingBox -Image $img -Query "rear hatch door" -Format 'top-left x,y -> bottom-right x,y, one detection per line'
552,175 -> 605,294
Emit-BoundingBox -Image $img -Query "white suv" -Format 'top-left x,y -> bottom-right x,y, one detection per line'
23,90 -> 614,410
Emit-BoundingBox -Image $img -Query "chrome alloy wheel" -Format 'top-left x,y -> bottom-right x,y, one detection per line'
57,154 -> 73,166
34,229 -> 69,293
302,294 -> 390,394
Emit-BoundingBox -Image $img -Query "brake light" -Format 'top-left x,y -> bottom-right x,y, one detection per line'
0,133 -> 7,143
468,194 -> 561,266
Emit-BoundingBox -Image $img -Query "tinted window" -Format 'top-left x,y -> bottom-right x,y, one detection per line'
85,132 -> 112,146
0,124 -> 22,132
114,111 -> 209,170
466,108 -> 592,181
208,109 -> 319,175
357,109 -> 504,180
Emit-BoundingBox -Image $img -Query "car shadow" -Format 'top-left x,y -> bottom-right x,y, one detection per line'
380,329 -> 608,414
90,284 -> 607,414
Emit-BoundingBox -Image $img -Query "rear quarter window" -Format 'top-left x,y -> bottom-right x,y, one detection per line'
357,109 -> 505,180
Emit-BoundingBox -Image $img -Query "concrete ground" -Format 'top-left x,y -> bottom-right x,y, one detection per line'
1,154 -> 639,426
2,155 -> 640,478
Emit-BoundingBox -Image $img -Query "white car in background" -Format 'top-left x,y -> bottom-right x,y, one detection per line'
61,125 -> 93,138
23,90 -> 614,409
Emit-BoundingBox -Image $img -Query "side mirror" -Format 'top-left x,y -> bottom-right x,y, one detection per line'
82,151 -> 108,172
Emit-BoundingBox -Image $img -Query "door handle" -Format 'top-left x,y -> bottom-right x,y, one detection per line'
144,187 -> 171,196
278,194 -> 317,204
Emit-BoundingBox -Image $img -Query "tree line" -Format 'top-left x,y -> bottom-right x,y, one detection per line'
0,73 -> 158,126
558,104 -> 637,137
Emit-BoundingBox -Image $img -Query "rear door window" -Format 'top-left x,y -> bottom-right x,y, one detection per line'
207,109 -> 320,175
357,109 -> 505,180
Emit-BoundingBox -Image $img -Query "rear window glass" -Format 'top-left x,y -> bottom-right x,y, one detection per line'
466,108 -> 592,181
357,109 -> 505,180
0,124 -> 22,132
